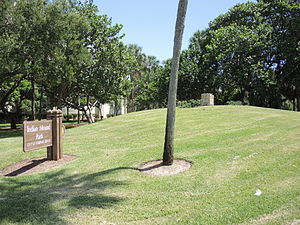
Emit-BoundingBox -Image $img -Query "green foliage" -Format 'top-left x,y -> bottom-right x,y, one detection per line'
124,44 -> 162,111
177,0 -> 300,110
177,99 -> 203,108
154,59 -> 171,107
1,0 -> 299,127
226,100 -> 243,105
106,113 -> 115,118
0,0 -> 129,124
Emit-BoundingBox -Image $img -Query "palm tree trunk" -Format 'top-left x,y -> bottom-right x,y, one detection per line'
163,0 -> 188,165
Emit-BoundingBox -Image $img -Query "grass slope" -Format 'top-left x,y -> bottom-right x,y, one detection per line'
0,106 -> 299,225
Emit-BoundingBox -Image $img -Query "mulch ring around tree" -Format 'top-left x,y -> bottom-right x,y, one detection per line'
0,155 -> 77,177
138,159 -> 192,176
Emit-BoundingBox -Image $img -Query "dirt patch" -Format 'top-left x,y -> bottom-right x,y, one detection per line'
138,159 -> 192,176
0,155 -> 77,177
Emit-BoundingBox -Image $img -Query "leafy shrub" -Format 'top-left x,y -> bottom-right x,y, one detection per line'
226,101 -> 243,105
282,101 -> 294,111
106,113 -> 115,118
177,99 -> 203,108
63,113 -> 80,121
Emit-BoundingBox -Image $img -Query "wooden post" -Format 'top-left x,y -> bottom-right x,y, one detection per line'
46,110 -> 53,160
47,108 -> 63,160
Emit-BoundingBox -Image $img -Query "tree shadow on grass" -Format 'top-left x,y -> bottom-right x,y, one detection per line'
0,166 -> 135,224
0,129 -> 23,139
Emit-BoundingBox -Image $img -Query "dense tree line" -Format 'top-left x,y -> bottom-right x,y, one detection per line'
0,0 -> 163,128
122,44 -> 161,112
1,0 -> 299,129
0,0 -> 134,127
160,0 -> 300,111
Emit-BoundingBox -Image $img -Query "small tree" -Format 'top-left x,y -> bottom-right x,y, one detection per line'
163,0 -> 188,165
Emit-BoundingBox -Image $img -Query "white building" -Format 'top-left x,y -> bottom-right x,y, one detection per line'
62,100 -> 127,120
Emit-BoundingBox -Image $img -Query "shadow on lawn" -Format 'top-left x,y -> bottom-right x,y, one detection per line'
0,120 -> 101,139
0,167 -> 134,224
0,122 -> 79,140
0,129 -> 23,139
0,121 -> 89,139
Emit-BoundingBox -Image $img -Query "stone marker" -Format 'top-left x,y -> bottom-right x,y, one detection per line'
201,93 -> 214,106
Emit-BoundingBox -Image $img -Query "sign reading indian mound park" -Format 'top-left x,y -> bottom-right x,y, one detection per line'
23,120 -> 52,152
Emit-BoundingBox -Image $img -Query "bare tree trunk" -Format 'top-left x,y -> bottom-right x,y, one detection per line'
9,101 -> 20,129
77,96 -> 80,124
39,87 -> 43,120
131,90 -> 135,112
86,107 -> 95,123
31,78 -> 36,121
297,94 -> 300,112
66,107 -> 69,121
83,109 -> 91,123
9,113 -> 17,129
124,97 -> 128,114
163,0 -> 188,165
81,96 -> 97,123
99,105 -> 103,120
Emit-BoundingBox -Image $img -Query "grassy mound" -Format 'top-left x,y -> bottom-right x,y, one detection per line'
0,106 -> 299,224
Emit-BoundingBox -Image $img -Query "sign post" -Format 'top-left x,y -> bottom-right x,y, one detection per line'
23,108 -> 63,161
46,109 -> 63,160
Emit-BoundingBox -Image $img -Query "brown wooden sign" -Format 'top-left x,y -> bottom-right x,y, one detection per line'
23,120 -> 52,152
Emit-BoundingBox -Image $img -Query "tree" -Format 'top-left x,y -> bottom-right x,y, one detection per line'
125,44 -> 147,112
261,0 -> 300,110
0,0 -> 48,127
177,0 -> 299,110
0,0 -> 129,125
61,8 -> 126,123
154,59 -> 172,107
177,29 -> 218,102
163,0 -> 188,165
130,55 -> 161,111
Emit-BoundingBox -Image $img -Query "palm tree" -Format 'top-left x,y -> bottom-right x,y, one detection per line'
163,0 -> 188,165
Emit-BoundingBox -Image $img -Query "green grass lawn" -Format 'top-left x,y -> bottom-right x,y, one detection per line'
0,106 -> 299,224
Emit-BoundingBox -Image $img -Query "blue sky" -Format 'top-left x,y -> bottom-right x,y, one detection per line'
93,0 -> 253,62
